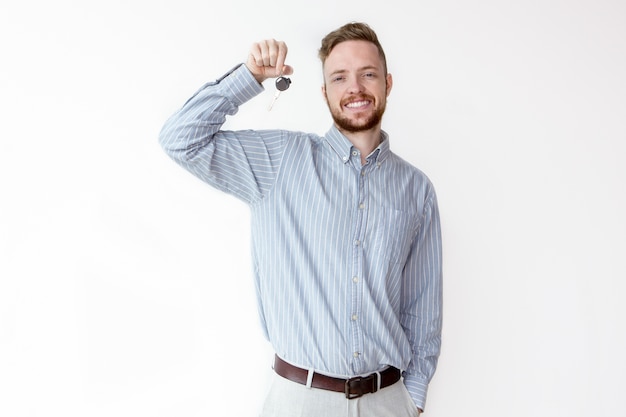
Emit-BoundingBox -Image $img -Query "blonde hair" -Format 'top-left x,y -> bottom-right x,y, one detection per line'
318,22 -> 387,74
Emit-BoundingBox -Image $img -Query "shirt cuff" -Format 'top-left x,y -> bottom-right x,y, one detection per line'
194,63 -> 264,108
223,63 -> 265,106
403,373 -> 429,411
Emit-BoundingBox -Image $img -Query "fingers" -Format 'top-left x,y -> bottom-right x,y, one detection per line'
259,39 -> 287,71
247,39 -> 290,83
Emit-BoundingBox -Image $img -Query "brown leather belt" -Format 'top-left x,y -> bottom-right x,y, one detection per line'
273,355 -> 401,399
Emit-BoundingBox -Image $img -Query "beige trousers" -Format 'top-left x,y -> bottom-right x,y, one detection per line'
259,374 -> 420,417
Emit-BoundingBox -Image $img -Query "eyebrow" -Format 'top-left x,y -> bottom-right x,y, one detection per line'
328,65 -> 380,78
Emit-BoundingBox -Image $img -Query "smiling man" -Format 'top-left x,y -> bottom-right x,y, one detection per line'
321,39 -> 391,158
159,22 -> 443,416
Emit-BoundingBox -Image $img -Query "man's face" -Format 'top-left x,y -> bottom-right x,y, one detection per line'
322,40 -> 393,133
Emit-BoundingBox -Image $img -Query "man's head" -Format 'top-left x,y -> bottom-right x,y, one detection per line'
319,22 -> 392,134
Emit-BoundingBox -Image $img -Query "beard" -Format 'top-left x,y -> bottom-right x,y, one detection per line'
327,94 -> 387,133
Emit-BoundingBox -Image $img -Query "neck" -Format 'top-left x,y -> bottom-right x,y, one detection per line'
338,126 -> 382,165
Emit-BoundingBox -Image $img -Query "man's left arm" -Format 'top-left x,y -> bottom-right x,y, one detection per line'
400,186 -> 443,412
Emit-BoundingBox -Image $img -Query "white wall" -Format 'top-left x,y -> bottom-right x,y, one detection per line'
1,1 -> 624,416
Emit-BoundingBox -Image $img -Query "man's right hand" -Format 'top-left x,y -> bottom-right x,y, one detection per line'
246,39 -> 294,85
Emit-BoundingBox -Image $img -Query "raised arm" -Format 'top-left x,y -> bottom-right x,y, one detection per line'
158,39 -> 294,204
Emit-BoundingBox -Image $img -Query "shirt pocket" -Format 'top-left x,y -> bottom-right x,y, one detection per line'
370,207 -> 417,265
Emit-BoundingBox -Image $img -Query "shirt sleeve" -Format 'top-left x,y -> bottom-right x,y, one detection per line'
400,186 -> 443,411
158,64 -> 287,204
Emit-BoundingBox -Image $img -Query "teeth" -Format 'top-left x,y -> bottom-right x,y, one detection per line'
346,100 -> 369,108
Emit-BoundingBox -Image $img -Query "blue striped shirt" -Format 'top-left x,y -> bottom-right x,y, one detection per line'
159,64 -> 442,409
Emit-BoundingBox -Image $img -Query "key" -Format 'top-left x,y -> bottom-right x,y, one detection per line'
268,90 -> 281,111
268,76 -> 292,111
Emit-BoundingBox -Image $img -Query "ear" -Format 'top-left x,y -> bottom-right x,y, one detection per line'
321,84 -> 327,101
386,73 -> 393,97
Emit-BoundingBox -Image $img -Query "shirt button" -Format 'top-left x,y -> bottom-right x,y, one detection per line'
351,314 -> 358,321
359,203 -> 365,209
352,276 -> 359,283
354,240 -> 360,246
353,352 -> 360,358
352,150 -> 359,156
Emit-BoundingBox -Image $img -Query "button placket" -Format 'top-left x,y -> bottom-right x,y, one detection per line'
349,162 -> 370,374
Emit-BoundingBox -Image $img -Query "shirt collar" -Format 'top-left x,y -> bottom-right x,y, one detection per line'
325,125 -> 390,165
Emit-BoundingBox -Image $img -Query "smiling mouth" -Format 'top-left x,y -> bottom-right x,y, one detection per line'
344,99 -> 371,110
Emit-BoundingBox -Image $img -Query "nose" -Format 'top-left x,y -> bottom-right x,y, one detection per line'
346,76 -> 364,94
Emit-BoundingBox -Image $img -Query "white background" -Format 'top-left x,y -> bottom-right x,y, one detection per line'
1,1 -> 625,416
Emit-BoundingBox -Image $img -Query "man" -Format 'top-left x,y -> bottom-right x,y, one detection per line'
159,22 -> 442,416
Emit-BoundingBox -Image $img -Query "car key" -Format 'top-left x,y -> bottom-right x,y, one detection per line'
268,76 -> 292,111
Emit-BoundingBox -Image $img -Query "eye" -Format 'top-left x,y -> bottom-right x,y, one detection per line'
363,72 -> 376,79
332,75 -> 345,83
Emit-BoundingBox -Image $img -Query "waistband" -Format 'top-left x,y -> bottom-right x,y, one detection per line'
273,355 -> 401,399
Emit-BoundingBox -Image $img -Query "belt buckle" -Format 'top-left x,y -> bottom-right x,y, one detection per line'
344,374 -> 377,399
